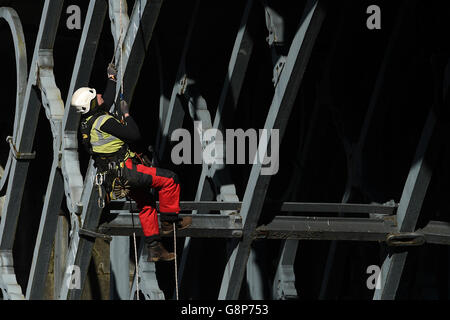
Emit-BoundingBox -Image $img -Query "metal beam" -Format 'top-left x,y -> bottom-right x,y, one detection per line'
58,0 -> 163,300
100,213 -> 243,238
0,6 -> 28,300
0,8 -> 27,146
121,0 -> 163,106
319,1 -> 414,299
27,0 -> 108,300
58,161 -> 104,300
26,159 -> 64,299
0,0 -> 62,250
374,110 -> 437,300
109,200 -> 397,214
156,0 -> 199,159
95,212 -> 450,245
218,0 -> 325,298
0,0 -> 63,300
62,0 -> 108,215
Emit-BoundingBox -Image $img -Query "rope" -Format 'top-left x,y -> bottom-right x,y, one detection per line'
110,0 -> 125,103
119,0 -> 124,99
129,199 -> 140,300
132,231 -> 139,300
173,222 -> 179,300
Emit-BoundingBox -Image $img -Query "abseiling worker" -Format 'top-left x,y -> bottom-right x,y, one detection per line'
71,63 -> 192,262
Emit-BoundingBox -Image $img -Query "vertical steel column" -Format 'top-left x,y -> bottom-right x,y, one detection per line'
374,110 -> 437,300
219,0 -> 326,299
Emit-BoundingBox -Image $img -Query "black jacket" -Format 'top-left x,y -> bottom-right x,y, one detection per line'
86,79 -> 141,144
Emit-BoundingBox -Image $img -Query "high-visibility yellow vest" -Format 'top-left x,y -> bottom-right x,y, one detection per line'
88,114 -> 124,154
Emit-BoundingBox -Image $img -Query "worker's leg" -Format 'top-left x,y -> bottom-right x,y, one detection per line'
123,158 -> 191,234
122,159 -> 177,261
124,158 -> 181,218
128,188 -> 159,243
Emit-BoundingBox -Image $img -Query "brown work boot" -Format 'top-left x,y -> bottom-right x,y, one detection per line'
161,216 -> 193,235
147,241 -> 175,262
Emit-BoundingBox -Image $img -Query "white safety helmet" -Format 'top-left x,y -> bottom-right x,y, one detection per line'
71,87 -> 97,114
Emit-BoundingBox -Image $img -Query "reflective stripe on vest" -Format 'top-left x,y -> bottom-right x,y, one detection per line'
89,114 -> 124,154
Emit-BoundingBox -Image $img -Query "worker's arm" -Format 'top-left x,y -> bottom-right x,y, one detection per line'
100,115 -> 141,143
101,78 -> 117,110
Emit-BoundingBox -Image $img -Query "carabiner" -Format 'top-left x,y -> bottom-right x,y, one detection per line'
95,173 -> 104,186
98,197 -> 105,209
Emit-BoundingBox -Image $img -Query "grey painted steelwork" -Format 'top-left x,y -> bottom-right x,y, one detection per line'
109,200 -> 397,214
59,0 -> 164,300
92,212 -> 450,245
177,0 -> 257,296
0,0 -> 64,300
374,110 -> 437,300
0,0 -> 448,301
0,6 -> 28,300
155,0 -> 200,158
101,213 -> 243,238
319,2 -> 412,299
62,0 -> 108,215
219,0 -> 326,299
26,43 -> 67,299
28,0 -> 108,300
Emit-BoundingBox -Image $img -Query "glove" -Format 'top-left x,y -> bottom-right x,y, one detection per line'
120,100 -> 129,115
107,63 -> 118,79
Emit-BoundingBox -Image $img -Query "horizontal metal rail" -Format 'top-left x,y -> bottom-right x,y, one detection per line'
98,212 -> 450,245
108,200 -> 397,214
100,213 -> 243,238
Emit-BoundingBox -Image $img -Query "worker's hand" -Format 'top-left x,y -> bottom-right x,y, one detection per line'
120,100 -> 130,115
107,63 -> 118,79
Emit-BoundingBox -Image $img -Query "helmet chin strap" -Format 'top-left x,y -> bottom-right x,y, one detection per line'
90,97 -> 98,110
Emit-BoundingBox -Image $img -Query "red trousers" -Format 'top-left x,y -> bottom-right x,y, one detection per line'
122,158 -> 180,239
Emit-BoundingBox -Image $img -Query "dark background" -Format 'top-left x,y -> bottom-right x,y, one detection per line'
1,0 -> 450,299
